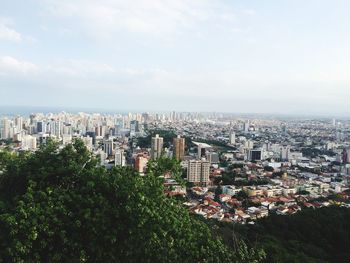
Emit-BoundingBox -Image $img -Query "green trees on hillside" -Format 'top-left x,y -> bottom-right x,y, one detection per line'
237,207 -> 350,263
0,140 -> 265,262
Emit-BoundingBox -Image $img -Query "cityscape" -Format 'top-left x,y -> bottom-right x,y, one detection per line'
2,0 -> 350,262
1,111 -> 350,224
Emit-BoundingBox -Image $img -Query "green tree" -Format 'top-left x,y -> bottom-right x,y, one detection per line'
0,140 -> 240,263
214,185 -> 223,202
146,156 -> 184,186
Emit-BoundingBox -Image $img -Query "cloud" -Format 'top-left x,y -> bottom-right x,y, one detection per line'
241,9 -> 256,16
0,56 -> 38,75
1,56 -> 350,114
0,20 -> 22,42
43,0 -> 237,39
46,59 -> 115,77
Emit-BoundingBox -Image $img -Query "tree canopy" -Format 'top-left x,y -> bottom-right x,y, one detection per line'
0,139 -> 245,262
235,207 -> 350,263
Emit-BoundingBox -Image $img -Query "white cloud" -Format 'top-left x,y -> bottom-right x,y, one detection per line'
241,9 -> 256,16
0,21 -> 22,42
43,0 -> 237,38
46,59 -> 115,77
0,56 -> 38,75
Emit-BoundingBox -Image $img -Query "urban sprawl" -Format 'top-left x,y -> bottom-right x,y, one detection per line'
1,111 -> 350,224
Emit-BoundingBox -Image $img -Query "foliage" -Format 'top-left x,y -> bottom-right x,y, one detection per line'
240,207 -> 350,263
230,163 -> 244,169
215,172 -> 236,185
146,156 -> 185,186
301,147 -> 336,158
0,139 -> 14,146
297,190 -> 310,195
200,219 -> 266,263
263,166 -> 274,172
233,179 -> 269,187
214,186 -> 223,202
236,191 -> 248,201
0,139 -> 245,262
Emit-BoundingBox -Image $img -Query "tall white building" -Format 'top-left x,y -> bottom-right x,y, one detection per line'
115,149 -> 126,166
21,135 -> 37,150
53,120 -> 62,138
103,139 -> 114,156
82,136 -> 93,150
151,134 -> 163,159
229,132 -> 236,144
0,118 -> 11,139
245,140 -> 254,150
187,160 -> 210,186
280,145 -> 291,161
14,116 -> 23,132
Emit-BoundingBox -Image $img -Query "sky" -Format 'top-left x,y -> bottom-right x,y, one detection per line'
1,0 -> 350,115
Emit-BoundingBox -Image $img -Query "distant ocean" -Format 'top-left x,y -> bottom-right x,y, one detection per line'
0,106 -> 129,117
0,106 -> 346,120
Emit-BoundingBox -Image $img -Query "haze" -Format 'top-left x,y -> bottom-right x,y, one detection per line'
1,0 -> 350,116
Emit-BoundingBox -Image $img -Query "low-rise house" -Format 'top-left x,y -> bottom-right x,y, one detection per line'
219,194 -> 231,203
222,185 -> 242,196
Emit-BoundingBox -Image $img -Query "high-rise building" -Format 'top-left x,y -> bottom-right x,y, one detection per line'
197,145 -> 207,160
115,149 -> 126,166
82,136 -> 93,150
103,139 -> 114,156
86,131 -> 96,145
21,135 -> 37,150
280,145 -> 291,161
37,121 -> 46,134
14,116 -> 23,132
229,132 -> 236,144
173,135 -> 185,161
0,118 -> 11,139
130,120 -> 139,133
206,152 -> 219,164
151,134 -> 163,159
342,149 -> 349,164
243,120 -> 250,132
248,149 -> 263,161
187,160 -> 210,186
244,140 -> 254,149
135,155 -> 149,174
53,120 -> 61,138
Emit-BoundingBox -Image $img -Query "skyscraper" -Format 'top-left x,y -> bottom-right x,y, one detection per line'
130,120 -> 139,133
243,120 -> 250,132
187,160 -> 210,186
103,139 -> 114,156
197,144 -> 207,159
0,118 -> 11,140
36,121 -> 46,134
229,132 -> 236,144
173,135 -> 185,161
115,149 -> 126,166
135,154 -> 149,174
151,134 -> 163,159
14,116 -> 23,132
248,149 -> 263,161
342,149 -> 349,164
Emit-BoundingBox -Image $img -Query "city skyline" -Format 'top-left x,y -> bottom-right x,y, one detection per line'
1,1 -> 350,115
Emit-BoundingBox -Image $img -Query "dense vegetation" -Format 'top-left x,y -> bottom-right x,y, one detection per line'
301,147 -> 336,158
3,139 -> 348,262
210,207 -> 350,263
0,140 -> 264,263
